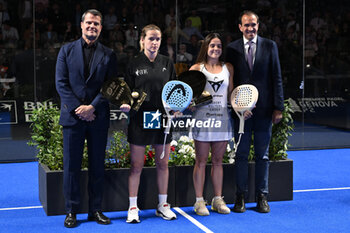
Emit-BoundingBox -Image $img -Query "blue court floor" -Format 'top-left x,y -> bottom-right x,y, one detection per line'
1,148 -> 350,233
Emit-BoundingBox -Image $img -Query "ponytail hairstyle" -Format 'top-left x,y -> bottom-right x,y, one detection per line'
139,24 -> 162,51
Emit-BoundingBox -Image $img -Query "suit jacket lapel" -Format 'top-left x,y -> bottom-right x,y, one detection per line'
86,43 -> 104,82
237,38 -> 252,72
253,36 -> 263,73
237,38 -> 245,55
74,40 -> 85,79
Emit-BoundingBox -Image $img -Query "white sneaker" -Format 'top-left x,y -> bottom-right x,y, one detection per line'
126,206 -> 140,223
211,196 -> 231,214
194,200 -> 210,216
155,203 -> 177,220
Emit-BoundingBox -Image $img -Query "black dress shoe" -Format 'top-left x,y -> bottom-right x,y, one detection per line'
233,194 -> 246,213
88,211 -> 111,225
256,193 -> 270,213
64,213 -> 77,228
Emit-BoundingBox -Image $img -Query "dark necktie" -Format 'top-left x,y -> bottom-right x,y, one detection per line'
247,41 -> 254,71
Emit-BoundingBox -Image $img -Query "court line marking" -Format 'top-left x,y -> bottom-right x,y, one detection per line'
0,205 -> 43,211
293,187 -> 350,192
1,187 -> 350,213
174,207 -> 214,233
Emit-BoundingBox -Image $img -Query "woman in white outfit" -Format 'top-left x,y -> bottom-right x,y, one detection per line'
189,33 -> 234,216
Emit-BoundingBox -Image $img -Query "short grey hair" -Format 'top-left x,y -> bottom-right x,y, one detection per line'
81,9 -> 103,24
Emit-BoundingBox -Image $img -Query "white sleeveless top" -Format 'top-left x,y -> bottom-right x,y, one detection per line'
190,63 -> 234,141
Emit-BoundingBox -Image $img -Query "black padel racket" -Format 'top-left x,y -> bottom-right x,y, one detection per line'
178,70 -> 212,106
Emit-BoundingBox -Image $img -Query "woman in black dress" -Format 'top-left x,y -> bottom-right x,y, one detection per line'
120,24 -> 177,223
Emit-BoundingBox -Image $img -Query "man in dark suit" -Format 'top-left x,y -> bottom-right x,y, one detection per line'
55,9 -> 117,228
226,10 -> 284,213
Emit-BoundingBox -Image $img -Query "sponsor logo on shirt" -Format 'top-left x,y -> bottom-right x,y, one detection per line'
135,69 -> 148,76
208,79 -> 224,92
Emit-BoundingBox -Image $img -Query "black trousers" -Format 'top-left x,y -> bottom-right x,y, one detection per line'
63,121 -> 108,213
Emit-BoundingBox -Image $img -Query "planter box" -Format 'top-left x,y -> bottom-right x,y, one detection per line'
173,159 -> 293,206
267,159 -> 293,201
39,164 -> 175,216
39,159 -> 292,216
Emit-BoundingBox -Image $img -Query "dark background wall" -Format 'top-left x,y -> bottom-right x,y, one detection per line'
0,0 -> 349,162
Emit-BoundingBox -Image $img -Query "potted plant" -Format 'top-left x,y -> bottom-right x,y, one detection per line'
28,108 -> 175,215
29,100 -> 294,215
28,106 -> 64,171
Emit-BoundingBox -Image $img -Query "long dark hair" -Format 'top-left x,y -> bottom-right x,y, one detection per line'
195,33 -> 224,64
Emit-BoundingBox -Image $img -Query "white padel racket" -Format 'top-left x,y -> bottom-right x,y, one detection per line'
230,84 -> 259,151
160,80 -> 193,159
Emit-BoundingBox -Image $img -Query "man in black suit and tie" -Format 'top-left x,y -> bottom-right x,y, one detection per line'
226,10 -> 284,213
56,9 -> 117,227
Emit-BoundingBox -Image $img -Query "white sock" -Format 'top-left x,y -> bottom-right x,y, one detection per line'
213,196 -> 221,200
196,197 -> 204,202
158,194 -> 167,205
129,196 -> 138,209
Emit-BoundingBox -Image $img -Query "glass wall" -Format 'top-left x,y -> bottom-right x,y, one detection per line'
0,0 -> 349,162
